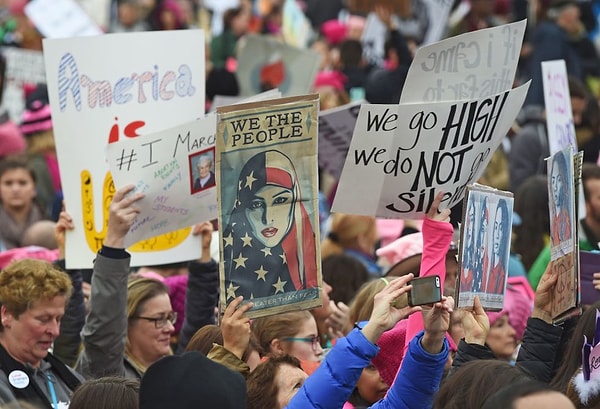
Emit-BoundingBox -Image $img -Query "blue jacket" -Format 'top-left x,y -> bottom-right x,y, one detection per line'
286,328 -> 448,409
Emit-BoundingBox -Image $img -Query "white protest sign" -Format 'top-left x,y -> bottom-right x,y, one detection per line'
318,100 -> 363,181
331,83 -> 530,218
107,115 -> 217,248
236,35 -> 321,97
25,0 -> 103,39
542,60 -> 577,154
283,0 -> 312,49
44,30 -> 205,268
421,0 -> 455,45
400,19 -> 526,103
0,48 -> 46,122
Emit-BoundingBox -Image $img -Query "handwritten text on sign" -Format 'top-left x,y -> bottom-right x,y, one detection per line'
107,115 -> 218,248
332,83 -> 530,218
401,20 -> 526,103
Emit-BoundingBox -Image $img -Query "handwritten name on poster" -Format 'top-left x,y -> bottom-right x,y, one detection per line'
107,115 -> 217,247
332,83 -> 529,218
542,60 -> 577,154
44,30 -> 205,268
400,19 -> 526,103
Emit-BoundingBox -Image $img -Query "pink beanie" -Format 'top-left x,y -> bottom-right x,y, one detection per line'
321,19 -> 347,45
371,319 -> 458,387
0,119 -> 26,157
376,232 -> 423,266
486,281 -> 533,340
20,100 -> 52,136
314,70 -> 347,92
164,274 -> 188,336
0,246 -> 60,269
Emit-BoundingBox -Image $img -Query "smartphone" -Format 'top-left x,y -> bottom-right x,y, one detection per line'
407,275 -> 442,307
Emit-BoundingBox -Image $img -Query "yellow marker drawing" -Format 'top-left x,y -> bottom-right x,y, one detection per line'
80,170 -> 191,253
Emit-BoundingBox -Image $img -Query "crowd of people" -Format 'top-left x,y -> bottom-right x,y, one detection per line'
0,0 -> 600,408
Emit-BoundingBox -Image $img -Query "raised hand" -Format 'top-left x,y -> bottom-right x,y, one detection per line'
54,205 -> 74,259
421,296 -> 454,354
456,296 -> 489,345
532,263 -> 558,323
426,191 -> 451,223
192,221 -> 214,262
362,274 -> 421,344
104,185 -> 144,248
325,300 -> 352,338
221,296 -> 253,360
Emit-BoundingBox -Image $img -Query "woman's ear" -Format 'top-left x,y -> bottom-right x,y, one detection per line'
1,305 -> 13,329
270,338 -> 285,355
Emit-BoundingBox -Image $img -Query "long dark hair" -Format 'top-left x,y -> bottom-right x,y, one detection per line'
492,198 -> 509,268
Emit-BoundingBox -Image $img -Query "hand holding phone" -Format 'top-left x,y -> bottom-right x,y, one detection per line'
392,275 -> 442,308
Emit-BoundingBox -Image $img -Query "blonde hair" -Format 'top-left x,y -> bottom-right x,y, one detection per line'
26,129 -> 55,155
252,310 -> 313,355
125,277 -> 171,373
321,213 -> 377,260
0,259 -> 72,319
348,277 -> 398,325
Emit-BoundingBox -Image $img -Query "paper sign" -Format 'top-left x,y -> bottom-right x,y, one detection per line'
25,0 -> 103,39
332,84 -> 529,218
283,0 -> 312,49
421,0 -> 455,45
400,19 -> 526,103
0,48 -> 46,122
216,94 -> 322,318
542,60 -> 577,154
107,115 -> 217,248
457,184 -> 513,310
318,101 -> 363,181
44,30 -> 205,268
236,35 -> 321,97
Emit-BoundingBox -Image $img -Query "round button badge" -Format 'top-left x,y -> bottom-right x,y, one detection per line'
8,370 -> 29,389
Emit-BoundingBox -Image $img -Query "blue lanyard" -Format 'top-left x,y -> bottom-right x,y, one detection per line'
46,373 -> 58,409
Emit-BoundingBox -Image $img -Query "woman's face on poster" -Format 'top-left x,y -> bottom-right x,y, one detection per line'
466,202 -> 475,242
493,204 -> 505,259
246,184 -> 294,247
551,161 -> 563,208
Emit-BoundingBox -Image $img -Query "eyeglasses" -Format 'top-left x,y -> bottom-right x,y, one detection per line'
282,336 -> 321,352
134,312 -> 177,329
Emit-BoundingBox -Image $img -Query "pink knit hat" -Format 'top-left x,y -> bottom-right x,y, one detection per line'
321,20 -> 347,45
314,70 -> 347,92
20,100 -> 52,136
371,319 -> 458,387
486,279 -> 533,340
0,246 -> 60,269
376,232 -> 423,266
0,119 -> 26,157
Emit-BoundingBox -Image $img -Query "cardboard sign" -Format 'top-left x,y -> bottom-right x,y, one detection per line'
456,184 -> 513,310
44,30 -> 206,268
216,94 -> 322,318
542,60 -> 578,154
331,84 -> 529,218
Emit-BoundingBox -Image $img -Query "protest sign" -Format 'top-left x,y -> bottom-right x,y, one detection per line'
331,83 -> 529,218
542,60 -> 577,154
456,184 -> 513,310
216,94 -> 322,318
106,115 -> 217,248
421,0 -> 455,45
236,35 -> 321,97
25,0 -> 103,39
283,0 -> 312,49
0,47 -> 46,122
547,146 -> 581,322
318,100 -> 363,181
400,19 -> 526,103
44,30 -> 205,268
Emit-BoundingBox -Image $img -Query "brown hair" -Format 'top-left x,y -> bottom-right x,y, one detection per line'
125,277 -> 170,372
348,278 -> 394,325
252,310 -> 313,355
70,376 -> 139,409
186,324 -> 262,362
247,355 -> 303,409
0,259 -> 72,319
321,214 -> 377,260
433,360 -> 531,409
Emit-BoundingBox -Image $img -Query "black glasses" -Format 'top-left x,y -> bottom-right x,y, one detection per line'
282,336 -> 321,352
134,312 -> 177,329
